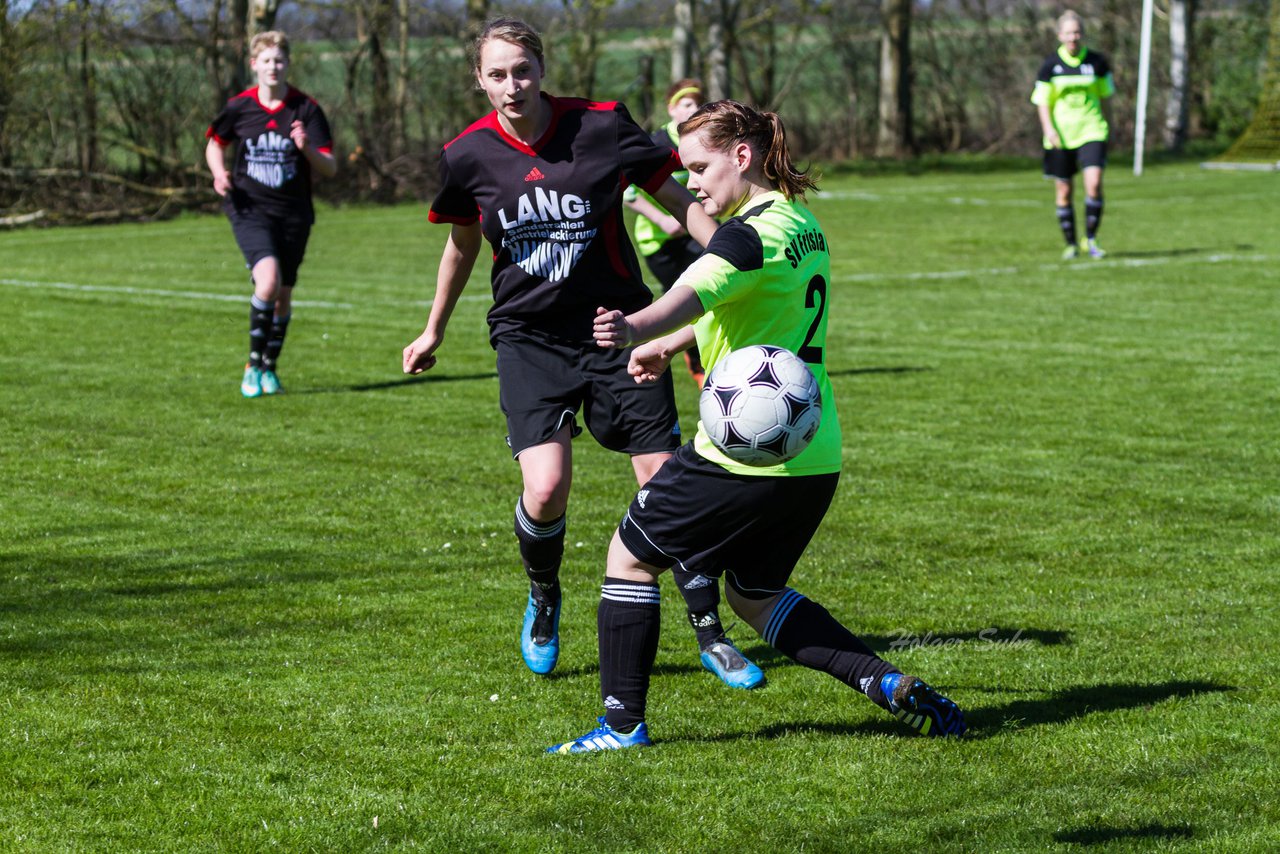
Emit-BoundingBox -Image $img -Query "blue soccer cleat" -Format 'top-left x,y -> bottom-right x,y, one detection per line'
520,591 -> 561,675
259,369 -> 283,395
240,364 -> 262,398
882,673 -> 967,737
547,716 -> 652,754
700,638 -> 765,689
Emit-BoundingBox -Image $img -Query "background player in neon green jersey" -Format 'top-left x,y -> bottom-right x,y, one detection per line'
1031,10 -> 1115,260
623,78 -> 708,388
548,101 -> 966,753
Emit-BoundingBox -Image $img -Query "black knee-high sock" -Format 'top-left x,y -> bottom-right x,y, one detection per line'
248,296 -> 274,368
671,567 -> 724,649
763,588 -> 899,710
1085,197 -> 1104,240
264,313 -> 291,371
1056,205 -> 1077,247
598,578 -> 661,730
514,497 -> 565,604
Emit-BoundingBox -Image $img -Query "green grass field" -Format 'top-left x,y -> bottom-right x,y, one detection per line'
3,161 -> 1278,852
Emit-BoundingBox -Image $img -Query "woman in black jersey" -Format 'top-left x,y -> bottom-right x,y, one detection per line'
403,18 -> 763,689
206,31 -> 336,397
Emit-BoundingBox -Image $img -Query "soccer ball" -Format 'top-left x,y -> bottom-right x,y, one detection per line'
698,344 -> 822,466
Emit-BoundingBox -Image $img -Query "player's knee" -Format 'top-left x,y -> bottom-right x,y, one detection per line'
725,585 -> 775,635
522,480 -> 570,517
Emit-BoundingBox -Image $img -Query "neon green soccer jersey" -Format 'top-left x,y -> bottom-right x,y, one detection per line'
623,121 -> 689,257
675,189 -> 841,477
1031,46 -> 1115,149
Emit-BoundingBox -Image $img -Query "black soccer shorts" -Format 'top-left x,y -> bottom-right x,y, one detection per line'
617,443 -> 840,599
227,204 -> 312,289
1043,140 -> 1107,181
494,328 -> 682,458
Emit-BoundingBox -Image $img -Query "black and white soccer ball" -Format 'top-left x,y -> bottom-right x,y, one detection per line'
698,344 -> 822,466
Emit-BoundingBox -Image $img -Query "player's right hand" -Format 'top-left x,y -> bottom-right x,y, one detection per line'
1045,130 -> 1062,149
212,173 -> 234,196
628,341 -> 671,384
403,330 -> 442,374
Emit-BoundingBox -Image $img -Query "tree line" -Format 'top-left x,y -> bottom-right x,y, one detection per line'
0,0 -> 1271,224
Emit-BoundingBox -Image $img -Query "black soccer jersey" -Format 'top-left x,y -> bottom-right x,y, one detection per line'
207,86 -> 333,222
429,94 -> 680,344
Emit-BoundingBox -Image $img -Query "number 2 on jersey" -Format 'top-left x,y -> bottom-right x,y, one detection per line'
798,274 -> 827,364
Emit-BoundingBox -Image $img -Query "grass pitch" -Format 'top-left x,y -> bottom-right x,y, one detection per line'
2,161 -> 1278,851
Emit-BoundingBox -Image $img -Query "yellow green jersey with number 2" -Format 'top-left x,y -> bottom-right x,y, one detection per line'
674,189 -> 841,477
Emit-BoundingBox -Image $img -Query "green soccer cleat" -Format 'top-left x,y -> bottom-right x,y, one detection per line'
1061,244 -> 1080,261
240,364 -> 262,398
259,369 -> 283,395
1085,238 -> 1107,260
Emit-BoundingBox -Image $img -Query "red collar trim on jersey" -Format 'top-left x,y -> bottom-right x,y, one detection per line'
237,85 -> 301,114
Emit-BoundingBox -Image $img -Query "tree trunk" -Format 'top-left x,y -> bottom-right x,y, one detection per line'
230,0 -> 250,95
1163,0 -> 1195,152
875,0 -> 912,158
77,0 -> 97,177
671,0 -> 695,82
707,0 -> 735,100
395,0 -> 410,156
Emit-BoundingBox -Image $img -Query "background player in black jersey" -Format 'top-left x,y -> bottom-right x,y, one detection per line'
402,18 -> 764,689
206,31 -> 336,398
623,78 -> 708,388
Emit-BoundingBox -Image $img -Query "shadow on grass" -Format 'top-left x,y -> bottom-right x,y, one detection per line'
1053,822 -> 1195,845
828,365 -> 933,378
662,679 -> 1233,745
295,372 -> 497,394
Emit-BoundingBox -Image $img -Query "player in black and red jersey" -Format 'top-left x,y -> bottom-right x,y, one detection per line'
206,30 -> 336,398
402,18 -> 764,689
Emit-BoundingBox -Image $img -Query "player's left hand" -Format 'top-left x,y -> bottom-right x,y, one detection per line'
628,342 -> 671,384
593,306 -> 633,349
290,120 -> 309,152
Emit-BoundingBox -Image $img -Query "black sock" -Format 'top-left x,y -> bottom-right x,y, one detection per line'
672,567 -> 724,649
264,313 -> 291,371
514,497 -> 565,604
598,578 -> 661,730
1056,205 -> 1077,247
1085,197 -> 1104,240
763,588 -> 899,710
248,296 -> 274,368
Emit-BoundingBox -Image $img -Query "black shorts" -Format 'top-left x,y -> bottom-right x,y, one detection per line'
495,329 -> 682,458
1043,140 -> 1107,181
644,237 -> 703,292
227,204 -> 312,288
617,443 -> 840,599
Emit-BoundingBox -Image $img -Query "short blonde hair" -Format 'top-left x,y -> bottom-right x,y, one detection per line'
250,30 -> 290,60
1057,11 -> 1083,32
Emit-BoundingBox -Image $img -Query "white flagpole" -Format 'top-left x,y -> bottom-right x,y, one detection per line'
1134,0 -> 1155,175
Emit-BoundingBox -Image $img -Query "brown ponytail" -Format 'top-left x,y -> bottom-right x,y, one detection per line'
679,100 -> 819,201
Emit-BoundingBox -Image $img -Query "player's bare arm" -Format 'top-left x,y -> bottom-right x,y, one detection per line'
1037,105 -> 1061,149
593,284 -> 704,350
624,194 -> 686,237
291,120 -> 338,178
404,222 -> 482,374
628,327 -> 697,384
651,177 -> 717,248
204,139 -> 233,196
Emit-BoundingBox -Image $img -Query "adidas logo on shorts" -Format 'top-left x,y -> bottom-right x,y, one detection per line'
636,489 -> 649,509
